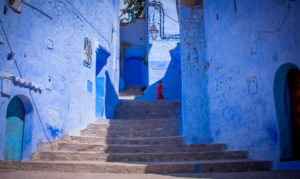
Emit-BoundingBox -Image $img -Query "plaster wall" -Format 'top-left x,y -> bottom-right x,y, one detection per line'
0,0 -> 120,160
179,0 -> 300,165
120,19 -> 147,47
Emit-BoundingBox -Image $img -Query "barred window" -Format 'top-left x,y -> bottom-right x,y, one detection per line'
83,37 -> 92,68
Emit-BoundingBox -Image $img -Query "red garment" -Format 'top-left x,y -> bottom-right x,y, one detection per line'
156,83 -> 165,100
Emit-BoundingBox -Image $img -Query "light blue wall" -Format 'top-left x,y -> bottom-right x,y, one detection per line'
138,0 -> 181,100
179,0 -> 300,166
0,0 -> 120,160
121,19 -> 147,47
138,43 -> 181,101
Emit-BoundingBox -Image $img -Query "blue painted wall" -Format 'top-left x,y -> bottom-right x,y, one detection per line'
179,1 -> 212,144
138,43 -> 181,101
179,0 -> 300,167
0,0 -> 120,160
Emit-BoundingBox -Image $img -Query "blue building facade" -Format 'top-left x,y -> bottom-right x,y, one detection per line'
0,0 -> 120,160
179,0 -> 300,168
1,0 -> 299,170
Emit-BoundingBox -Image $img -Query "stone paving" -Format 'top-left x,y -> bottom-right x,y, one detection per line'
0,170 -> 300,179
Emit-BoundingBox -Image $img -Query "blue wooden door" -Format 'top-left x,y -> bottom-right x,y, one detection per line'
95,77 -> 105,118
5,97 -> 25,161
124,57 -> 143,86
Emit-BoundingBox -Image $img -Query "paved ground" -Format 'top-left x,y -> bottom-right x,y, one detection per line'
0,170 -> 300,179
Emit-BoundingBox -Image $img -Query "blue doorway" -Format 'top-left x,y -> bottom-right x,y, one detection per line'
95,45 -> 110,118
5,97 -> 25,161
124,57 -> 144,87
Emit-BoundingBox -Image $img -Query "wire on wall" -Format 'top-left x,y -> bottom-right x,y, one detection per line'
64,0 -> 110,46
0,19 -> 54,150
149,1 -> 180,40
23,1 -> 53,20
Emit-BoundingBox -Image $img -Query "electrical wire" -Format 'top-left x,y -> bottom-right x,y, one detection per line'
164,13 -> 178,23
0,19 -> 54,150
257,1 -> 291,38
23,1 -> 53,20
64,0 -> 110,46
0,19 -> 12,52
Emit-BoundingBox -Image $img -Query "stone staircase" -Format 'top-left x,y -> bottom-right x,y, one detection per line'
0,100 -> 271,173
119,87 -> 144,99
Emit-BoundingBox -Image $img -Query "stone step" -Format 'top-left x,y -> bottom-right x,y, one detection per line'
119,91 -> 144,96
116,101 -> 180,109
114,111 -> 180,116
87,122 -> 180,131
114,114 -> 180,119
106,118 -> 181,125
31,151 -> 247,162
116,105 -> 181,112
114,108 -> 180,113
81,128 -> 179,138
0,159 -> 271,173
66,136 -> 183,145
38,142 -> 227,153
115,111 -> 180,115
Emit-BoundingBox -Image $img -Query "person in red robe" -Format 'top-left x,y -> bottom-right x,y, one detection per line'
153,80 -> 166,100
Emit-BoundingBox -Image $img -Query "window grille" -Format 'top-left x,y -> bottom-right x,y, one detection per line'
83,37 -> 92,68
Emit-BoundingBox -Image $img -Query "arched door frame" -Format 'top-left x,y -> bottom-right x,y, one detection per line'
273,63 -> 299,160
2,95 -> 33,161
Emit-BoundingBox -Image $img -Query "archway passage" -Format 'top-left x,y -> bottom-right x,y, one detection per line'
287,69 -> 300,159
5,97 -> 25,161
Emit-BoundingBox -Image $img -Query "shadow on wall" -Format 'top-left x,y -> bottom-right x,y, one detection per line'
95,46 -> 111,118
274,63 -> 299,160
137,43 -> 181,101
105,71 -> 118,119
96,46 -> 110,77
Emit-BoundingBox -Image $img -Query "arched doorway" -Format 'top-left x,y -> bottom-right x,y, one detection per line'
124,56 -> 144,87
287,68 -> 300,159
274,63 -> 300,161
5,96 -> 25,161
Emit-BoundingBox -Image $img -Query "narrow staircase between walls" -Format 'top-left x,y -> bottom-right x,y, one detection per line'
0,100 -> 271,173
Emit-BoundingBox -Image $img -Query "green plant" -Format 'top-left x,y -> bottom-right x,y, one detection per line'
120,0 -> 144,23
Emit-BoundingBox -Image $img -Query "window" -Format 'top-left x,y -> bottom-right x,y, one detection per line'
83,37 -> 92,68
